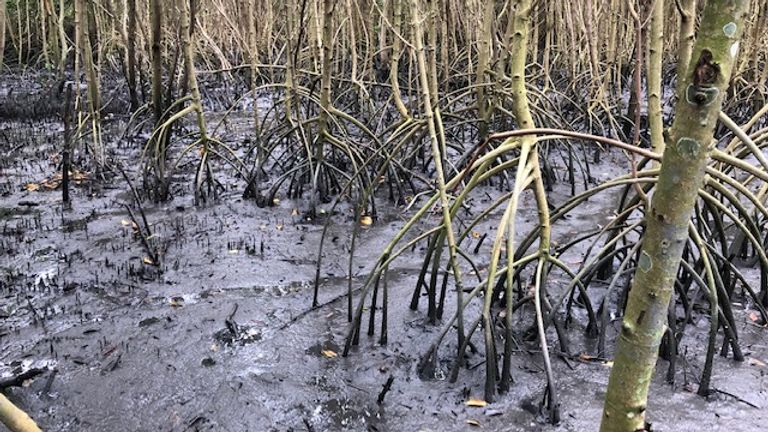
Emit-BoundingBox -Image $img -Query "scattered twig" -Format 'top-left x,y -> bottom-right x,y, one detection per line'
377,375 -> 395,404
711,388 -> 760,409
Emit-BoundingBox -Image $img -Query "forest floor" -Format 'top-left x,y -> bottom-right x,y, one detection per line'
1,76 -> 767,431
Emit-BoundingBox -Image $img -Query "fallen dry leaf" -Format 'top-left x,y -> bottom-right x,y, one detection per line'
321,350 -> 338,359
748,357 -> 766,367
25,183 -> 40,192
466,398 -> 487,408
143,256 -> 155,265
466,419 -> 481,427
360,215 -> 373,226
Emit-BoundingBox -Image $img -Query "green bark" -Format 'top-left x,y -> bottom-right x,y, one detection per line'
600,1 -> 748,431
647,0 -> 664,156
476,0 -> 493,142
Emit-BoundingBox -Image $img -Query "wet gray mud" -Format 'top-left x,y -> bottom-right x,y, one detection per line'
1,103 -> 767,431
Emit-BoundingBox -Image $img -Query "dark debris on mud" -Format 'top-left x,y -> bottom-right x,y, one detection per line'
0,82 -> 766,432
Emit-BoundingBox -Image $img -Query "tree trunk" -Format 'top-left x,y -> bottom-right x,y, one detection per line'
150,0 -> 163,124
0,0 -> 6,70
600,1 -> 748,431
56,0 -> 67,76
676,0 -> 697,89
476,0 -> 493,142
126,0 -> 139,110
647,0 -> 664,156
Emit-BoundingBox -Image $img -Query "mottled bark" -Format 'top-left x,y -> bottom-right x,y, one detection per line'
600,1 -> 748,431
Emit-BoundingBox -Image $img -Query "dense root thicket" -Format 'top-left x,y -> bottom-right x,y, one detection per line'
2,0 -> 768,427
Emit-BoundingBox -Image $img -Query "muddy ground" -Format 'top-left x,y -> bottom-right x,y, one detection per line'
1,78 -> 767,431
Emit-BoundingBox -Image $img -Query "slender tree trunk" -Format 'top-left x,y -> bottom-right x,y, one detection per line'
248,0 -> 259,124
476,0 -> 493,142
647,0 -> 664,156
676,0 -> 697,94
600,1 -> 748,431
389,0 -> 409,119
56,0 -> 67,76
178,0 -> 211,205
283,0 -> 297,120
75,0 -> 103,167
76,0 -> 101,112
409,0 -> 466,391
0,0 -> 6,70
39,0 -> 50,68
150,0 -> 163,124
312,0 -> 335,213
126,0 -> 139,110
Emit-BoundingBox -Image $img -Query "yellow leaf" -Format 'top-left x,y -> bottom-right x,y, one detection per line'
143,256 -> 154,265
360,215 -> 373,226
465,398 -> 487,408
471,231 -> 481,238
272,198 -> 281,205
321,350 -> 338,358
25,183 -> 40,192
